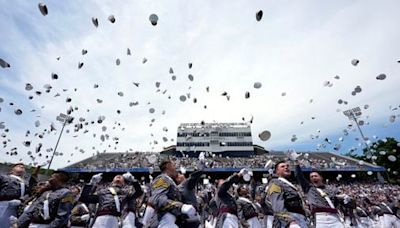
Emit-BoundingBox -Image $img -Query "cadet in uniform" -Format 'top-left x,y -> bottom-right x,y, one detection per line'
376,195 -> 399,228
175,170 -> 203,228
121,174 -> 143,228
69,201 -> 90,228
338,195 -> 356,228
267,161 -> 308,228
236,184 -> 262,228
80,172 -> 142,228
294,160 -> 344,228
354,202 -> 373,228
215,172 -> 243,228
17,171 -> 74,228
0,163 -> 38,227
260,190 -> 274,228
149,160 -> 196,228
69,186 -> 91,228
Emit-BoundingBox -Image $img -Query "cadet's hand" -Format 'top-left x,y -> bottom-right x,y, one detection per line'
288,150 -> 301,161
80,214 -> 90,221
239,168 -> 248,176
343,194 -> 351,204
181,204 -> 196,216
289,222 -> 301,228
8,199 -> 22,207
9,215 -> 18,228
122,172 -> 135,182
89,173 -> 103,185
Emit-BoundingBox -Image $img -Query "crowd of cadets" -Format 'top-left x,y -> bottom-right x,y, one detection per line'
0,161 -> 399,228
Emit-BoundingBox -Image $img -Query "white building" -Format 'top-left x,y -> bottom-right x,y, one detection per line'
176,122 -> 254,157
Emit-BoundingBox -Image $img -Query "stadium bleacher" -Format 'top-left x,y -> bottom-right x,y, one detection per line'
60,151 -> 385,173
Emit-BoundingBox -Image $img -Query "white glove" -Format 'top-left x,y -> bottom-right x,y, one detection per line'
343,195 -> 351,204
288,150 -> 301,161
181,204 -> 196,216
142,205 -> 155,225
8,199 -> 22,207
239,168 -> 248,176
122,172 -> 135,182
80,214 -> 90,221
90,173 -> 103,185
289,223 -> 301,228
9,215 -> 18,227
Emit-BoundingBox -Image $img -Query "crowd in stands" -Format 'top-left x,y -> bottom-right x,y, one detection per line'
68,151 -> 368,171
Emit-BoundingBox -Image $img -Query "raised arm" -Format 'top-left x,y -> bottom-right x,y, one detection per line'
186,170 -> 203,190
217,173 -> 240,197
294,162 -> 311,193
79,184 -> 99,204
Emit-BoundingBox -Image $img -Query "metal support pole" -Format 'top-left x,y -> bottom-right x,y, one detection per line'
350,113 -> 369,150
46,118 -> 67,175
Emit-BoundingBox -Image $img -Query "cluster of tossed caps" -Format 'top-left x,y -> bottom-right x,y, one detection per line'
351,85 -> 362,96
1,4 -> 399,170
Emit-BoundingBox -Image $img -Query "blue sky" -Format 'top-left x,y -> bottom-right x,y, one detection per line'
0,0 -> 399,168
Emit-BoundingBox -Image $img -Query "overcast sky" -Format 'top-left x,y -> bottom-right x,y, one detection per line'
0,0 -> 399,169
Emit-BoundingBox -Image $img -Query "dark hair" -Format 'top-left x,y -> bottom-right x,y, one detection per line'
274,160 -> 287,172
159,160 -> 172,172
54,171 -> 70,183
309,170 -> 322,177
236,184 -> 246,196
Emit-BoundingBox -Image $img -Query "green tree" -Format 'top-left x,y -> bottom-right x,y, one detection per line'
345,137 -> 399,183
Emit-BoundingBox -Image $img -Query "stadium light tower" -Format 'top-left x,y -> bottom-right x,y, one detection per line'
46,113 -> 73,174
343,107 -> 370,151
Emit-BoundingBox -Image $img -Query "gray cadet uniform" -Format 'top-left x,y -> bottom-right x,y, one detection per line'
267,176 -> 308,228
215,173 -> 240,228
260,193 -> 274,228
355,206 -> 373,228
149,173 -> 184,228
236,195 -> 262,228
69,202 -> 90,227
17,186 -> 74,228
80,182 -> 142,228
0,173 -> 37,227
294,165 -> 344,228
378,201 -> 400,228
122,180 -> 144,228
177,171 -> 203,228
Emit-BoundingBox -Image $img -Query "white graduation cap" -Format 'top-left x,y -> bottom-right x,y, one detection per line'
259,130 -> 271,141
254,82 -> 262,89
149,14 -> 159,26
